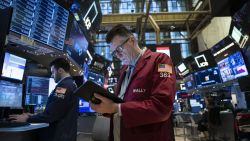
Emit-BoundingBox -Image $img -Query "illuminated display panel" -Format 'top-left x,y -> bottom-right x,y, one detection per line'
0,0 -> 69,50
1,52 -> 26,81
194,67 -> 222,88
0,80 -> 23,108
217,51 -> 249,82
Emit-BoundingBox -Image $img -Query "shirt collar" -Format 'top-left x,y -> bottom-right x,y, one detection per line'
56,76 -> 71,85
129,48 -> 146,68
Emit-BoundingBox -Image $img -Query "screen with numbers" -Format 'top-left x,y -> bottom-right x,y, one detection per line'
0,0 -> 69,50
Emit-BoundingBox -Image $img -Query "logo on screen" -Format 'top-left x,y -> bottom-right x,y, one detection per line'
195,54 -> 209,68
83,1 -> 98,30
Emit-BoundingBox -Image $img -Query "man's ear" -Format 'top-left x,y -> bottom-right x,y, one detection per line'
58,68 -> 64,73
130,37 -> 136,45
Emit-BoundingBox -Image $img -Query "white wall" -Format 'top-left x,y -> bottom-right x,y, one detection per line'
197,17 -> 232,51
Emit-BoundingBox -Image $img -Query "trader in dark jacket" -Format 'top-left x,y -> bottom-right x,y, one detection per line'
9,58 -> 78,141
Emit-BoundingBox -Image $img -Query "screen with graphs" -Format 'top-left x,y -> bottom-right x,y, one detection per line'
0,0 -> 69,50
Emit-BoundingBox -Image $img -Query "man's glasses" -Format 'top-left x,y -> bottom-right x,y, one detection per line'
111,38 -> 129,58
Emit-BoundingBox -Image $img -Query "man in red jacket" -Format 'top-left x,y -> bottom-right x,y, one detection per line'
90,24 -> 176,141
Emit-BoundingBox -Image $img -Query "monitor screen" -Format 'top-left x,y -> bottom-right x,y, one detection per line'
79,98 -> 95,113
184,74 -> 196,90
79,71 -> 104,113
0,80 -> 23,108
231,26 -> 244,44
228,20 -> 250,49
48,78 -> 57,96
0,0 -> 69,50
1,52 -> 26,81
65,19 -> 89,67
180,83 -> 186,91
25,76 -> 50,105
87,71 -> 104,86
194,67 -> 222,88
176,56 -> 194,77
177,63 -> 190,77
193,50 -> 217,71
70,0 -> 102,33
177,63 -> 187,73
217,51 -> 249,82
211,36 -> 240,61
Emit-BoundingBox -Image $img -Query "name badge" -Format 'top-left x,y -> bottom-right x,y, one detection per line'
133,88 -> 146,93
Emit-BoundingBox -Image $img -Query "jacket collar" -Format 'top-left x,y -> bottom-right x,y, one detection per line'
130,49 -> 151,78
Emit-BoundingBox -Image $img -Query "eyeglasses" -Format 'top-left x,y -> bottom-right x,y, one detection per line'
111,38 -> 129,58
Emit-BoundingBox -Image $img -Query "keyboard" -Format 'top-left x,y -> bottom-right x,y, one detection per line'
0,121 -> 30,128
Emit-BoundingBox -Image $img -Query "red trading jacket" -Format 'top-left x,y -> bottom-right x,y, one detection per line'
110,49 -> 176,141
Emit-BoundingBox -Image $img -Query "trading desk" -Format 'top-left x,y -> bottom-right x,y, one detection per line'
0,123 -> 49,141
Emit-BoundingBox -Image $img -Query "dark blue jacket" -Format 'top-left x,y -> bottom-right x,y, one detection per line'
27,77 -> 78,141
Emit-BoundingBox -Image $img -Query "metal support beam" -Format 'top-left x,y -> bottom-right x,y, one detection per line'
148,15 -> 160,44
190,15 -> 211,40
141,0 -> 152,46
101,11 -> 210,26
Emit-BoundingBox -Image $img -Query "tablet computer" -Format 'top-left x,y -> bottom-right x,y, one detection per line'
74,81 -> 124,104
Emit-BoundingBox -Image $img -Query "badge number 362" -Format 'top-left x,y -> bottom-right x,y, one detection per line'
160,72 -> 170,78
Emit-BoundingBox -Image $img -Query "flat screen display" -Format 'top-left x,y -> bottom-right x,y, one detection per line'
48,78 -> 57,96
79,71 -> 104,113
217,51 -> 249,82
79,98 -> 95,113
231,26 -> 243,44
177,63 -> 190,77
177,63 -> 187,73
65,20 -> 88,67
70,0 -> 102,33
1,52 -> 26,81
25,76 -> 50,105
211,36 -> 240,61
0,0 -> 69,50
184,74 -> 196,90
193,50 -> 217,71
194,67 -> 222,88
87,71 -> 104,86
0,80 -> 23,108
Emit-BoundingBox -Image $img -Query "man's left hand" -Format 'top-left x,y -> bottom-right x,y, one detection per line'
8,113 -> 31,122
90,93 -> 118,114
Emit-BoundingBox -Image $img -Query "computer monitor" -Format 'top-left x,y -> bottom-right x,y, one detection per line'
48,78 -> 57,96
176,56 -> 194,77
217,51 -> 249,82
194,67 -> 222,88
78,71 -> 104,113
1,52 -> 26,81
177,62 -> 190,77
1,0 -> 69,50
65,19 -> 89,67
189,99 -> 202,113
87,71 -> 104,86
192,50 -> 217,71
184,74 -> 196,90
79,98 -> 95,113
0,80 -> 23,108
25,76 -> 50,105
211,36 -> 240,61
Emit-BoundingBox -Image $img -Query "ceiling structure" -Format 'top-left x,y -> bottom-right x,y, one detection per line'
3,0 -> 212,76
99,0 -> 212,43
